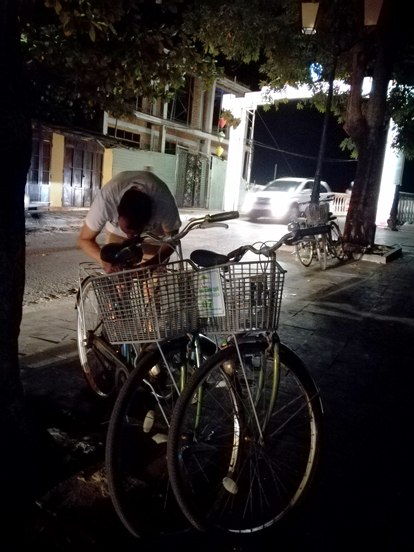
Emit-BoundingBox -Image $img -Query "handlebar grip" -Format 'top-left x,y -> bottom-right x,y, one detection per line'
208,211 -> 239,223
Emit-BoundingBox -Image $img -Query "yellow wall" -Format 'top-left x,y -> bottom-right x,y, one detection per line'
49,133 -> 65,208
102,148 -> 114,186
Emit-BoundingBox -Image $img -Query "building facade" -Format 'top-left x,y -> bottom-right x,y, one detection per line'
26,77 -> 250,211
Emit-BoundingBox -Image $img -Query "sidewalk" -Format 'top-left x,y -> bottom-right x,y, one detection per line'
19,219 -> 414,550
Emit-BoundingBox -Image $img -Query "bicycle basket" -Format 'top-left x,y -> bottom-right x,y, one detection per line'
305,202 -> 329,224
198,259 -> 286,334
89,260 -> 198,344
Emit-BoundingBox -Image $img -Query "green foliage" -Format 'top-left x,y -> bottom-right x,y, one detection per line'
220,109 -> 241,129
21,0 -> 221,125
340,137 -> 358,159
182,0 -> 414,158
389,85 -> 414,160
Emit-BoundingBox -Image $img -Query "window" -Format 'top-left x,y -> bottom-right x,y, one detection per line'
167,77 -> 194,125
302,181 -> 314,190
165,142 -> 177,155
108,126 -> 141,147
212,87 -> 225,130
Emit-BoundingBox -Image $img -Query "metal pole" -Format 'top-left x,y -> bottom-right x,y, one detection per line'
273,164 -> 277,180
311,57 -> 337,204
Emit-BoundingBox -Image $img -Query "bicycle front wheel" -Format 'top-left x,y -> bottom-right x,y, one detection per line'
296,240 -> 314,267
167,340 -> 323,534
77,278 -> 116,398
106,335 -> 216,538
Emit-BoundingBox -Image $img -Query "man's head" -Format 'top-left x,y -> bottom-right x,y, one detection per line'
117,189 -> 152,237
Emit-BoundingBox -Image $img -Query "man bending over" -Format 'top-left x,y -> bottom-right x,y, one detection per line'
77,171 -> 181,273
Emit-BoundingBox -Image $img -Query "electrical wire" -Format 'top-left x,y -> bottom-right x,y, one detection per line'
252,139 -> 357,163
256,109 -> 297,176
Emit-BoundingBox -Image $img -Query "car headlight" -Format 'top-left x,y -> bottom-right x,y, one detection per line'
242,194 -> 256,213
271,197 -> 289,216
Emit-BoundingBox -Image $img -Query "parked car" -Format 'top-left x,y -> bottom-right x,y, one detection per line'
244,177 -> 334,223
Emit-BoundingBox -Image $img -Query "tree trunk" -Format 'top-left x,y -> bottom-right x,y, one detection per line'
0,1 -> 36,545
343,0 -> 398,250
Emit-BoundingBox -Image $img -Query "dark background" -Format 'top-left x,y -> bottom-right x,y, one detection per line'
249,101 -> 414,193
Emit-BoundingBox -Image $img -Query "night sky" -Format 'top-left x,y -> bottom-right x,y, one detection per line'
250,102 -> 357,193
249,101 -> 414,193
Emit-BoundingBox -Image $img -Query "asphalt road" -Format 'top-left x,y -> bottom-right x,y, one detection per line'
24,218 -> 293,306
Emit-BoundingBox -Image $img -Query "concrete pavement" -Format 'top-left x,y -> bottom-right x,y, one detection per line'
19,215 -> 414,550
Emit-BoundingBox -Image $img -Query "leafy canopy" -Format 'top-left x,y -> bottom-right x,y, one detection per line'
21,0 -> 221,124
183,0 -> 414,158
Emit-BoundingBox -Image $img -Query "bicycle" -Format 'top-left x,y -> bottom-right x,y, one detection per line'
166,226 -> 325,535
77,212 -> 237,399
89,212 -> 240,537
294,203 -> 345,270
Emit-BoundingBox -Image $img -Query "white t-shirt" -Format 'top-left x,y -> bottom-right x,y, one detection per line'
85,171 -> 181,237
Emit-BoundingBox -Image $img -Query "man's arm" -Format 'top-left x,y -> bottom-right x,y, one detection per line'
139,230 -> 179,268
77,222 -> 113,273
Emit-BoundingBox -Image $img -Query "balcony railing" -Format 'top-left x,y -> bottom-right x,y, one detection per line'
331,193 -> 349,215
398,192 -> 414,224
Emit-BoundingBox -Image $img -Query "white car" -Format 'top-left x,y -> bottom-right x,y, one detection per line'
244,177 -> 334,222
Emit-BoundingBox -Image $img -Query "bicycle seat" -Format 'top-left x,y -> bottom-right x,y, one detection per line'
190,249 -> 229,268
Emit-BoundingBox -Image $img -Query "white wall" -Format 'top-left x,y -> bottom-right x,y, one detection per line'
208,157 -> 227,210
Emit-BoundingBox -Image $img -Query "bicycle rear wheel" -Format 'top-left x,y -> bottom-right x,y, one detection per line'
167,340 -> 323,534
330,222 -> 345,261
77,278 -> 116,398
106,335 -> 216,538
316,234 -> 327,270
296,240 -> 314,267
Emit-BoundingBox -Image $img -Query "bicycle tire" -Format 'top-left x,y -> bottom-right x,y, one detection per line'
316,234 -> 327,270
330,222 -> 345,261
167,340 -> 324,534
295,240 -> 314,267
77,278 -> 117,398
106,335 -> 216,538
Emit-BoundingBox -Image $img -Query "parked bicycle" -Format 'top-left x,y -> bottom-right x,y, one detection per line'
293,203 -> 345,270
77,211 -> 239,537
166,226 -> 324,535
77,212 -> 237,399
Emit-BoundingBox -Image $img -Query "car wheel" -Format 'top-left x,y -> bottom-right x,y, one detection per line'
249,211 -> 260,222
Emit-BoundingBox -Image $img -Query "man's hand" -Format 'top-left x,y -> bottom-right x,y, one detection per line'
102,261 -> 122,274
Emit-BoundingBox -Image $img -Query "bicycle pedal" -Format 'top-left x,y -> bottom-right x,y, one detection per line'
150,365 -> 161,377
143,410 -> 155,433
222,477 -> 238,494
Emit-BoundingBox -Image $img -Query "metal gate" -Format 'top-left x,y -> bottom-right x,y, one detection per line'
175,150 -> 209,208
63,138 -> 104,207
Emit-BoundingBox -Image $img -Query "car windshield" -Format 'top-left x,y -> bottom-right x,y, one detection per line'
264,180 -> 300,192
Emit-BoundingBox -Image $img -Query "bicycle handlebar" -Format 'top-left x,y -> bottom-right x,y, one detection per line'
100,211 -> 240,267
207,211 -> 239,223
190,223 -> 331,268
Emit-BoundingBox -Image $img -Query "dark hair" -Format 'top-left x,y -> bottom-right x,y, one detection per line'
118,189 -> 152,228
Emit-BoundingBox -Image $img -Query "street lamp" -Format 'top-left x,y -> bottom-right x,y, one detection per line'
301,2 -> 320,34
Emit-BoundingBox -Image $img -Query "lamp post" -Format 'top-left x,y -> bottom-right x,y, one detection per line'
303,1 -> 384,206
301,2 -> 335,206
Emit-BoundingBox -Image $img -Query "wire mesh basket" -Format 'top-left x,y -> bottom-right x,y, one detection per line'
305,201 -> 329,224
197,259 -> 286,334
86,260 -> 199,344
